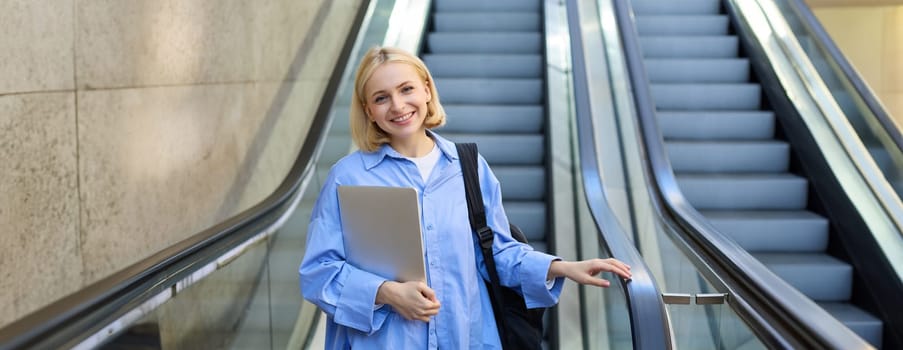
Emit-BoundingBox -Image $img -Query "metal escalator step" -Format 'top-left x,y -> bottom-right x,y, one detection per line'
440,105 -> 544,134
646,58 -> 749,83
631,0 -> 721,15
701,210 -> 829,252
676,173 -> 808,210
754,253 -> 853,302
652,83 -> 760,110
433,13 -> 541,32
640,36 -> 738,58
435,78 -> 543,105
427,32 -> 541,54
330,107 -> 351,133
666,140 -> 789,173
636,15 -> 729,35
658,111 -> 774,140
319,135 -> 352,165
818,302 -> 884,348
494,166 -> 546,201
424,54 -> 542,78
441,133 -> 544,165
505,201 -> 547,242
434,0 -> 541,12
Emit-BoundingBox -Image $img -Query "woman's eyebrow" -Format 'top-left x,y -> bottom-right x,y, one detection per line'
369,81 -> 413,98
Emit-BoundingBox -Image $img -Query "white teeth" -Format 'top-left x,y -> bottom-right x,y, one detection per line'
392,112 -> 413,122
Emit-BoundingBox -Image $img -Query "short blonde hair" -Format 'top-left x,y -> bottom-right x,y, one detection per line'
350,46 -> 446,152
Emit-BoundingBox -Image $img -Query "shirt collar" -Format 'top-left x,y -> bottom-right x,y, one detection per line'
360,130 -> 459,170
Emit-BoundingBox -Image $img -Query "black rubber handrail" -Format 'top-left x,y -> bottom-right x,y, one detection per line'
787,0 -> 903,153
0,2 -> 372,349
610,0 -> 872,348
566,1 -> 671,349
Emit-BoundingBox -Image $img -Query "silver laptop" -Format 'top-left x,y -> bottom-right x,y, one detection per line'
337,186 -> 426,282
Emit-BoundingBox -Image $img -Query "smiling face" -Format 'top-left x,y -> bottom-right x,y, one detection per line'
363,62 -> 432,145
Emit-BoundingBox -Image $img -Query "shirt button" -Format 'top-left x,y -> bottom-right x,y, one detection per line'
426,224 -> 434,230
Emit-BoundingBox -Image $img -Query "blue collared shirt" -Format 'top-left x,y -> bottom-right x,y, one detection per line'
299,132 -> 564,349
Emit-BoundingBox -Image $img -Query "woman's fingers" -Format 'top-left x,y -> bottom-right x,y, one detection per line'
596,258 -> 632,280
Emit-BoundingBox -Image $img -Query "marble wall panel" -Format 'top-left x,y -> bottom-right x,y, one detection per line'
0,0 -> 74,94
75,0 -> 330,89
0,93 -> 81,327
885,7 -> 903,93
76,84 -> 272,283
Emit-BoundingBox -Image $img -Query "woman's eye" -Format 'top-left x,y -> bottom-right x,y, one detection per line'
401,86 -> 414,93
373,96 -> 386,104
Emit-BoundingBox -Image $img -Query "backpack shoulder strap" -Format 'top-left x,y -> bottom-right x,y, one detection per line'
457,142 -> 492,249
455,142 -> 509,338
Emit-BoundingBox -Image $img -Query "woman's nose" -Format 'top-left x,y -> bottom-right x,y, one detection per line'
390,96 -> 405,111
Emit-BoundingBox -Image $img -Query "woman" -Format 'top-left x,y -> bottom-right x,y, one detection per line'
300,46 -> 631,349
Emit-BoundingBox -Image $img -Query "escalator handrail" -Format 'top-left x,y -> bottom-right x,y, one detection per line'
786,0 -> 903,153
0,2 -> 373,348
610,0 -> 873,349
566,1 -> 671,349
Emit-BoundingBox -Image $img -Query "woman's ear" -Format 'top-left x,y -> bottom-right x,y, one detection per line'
424,80 -> 432,102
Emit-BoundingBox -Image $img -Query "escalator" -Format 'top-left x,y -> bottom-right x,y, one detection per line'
614,0 -> 903,348
423,0 -> 550,253
0,1 -> 675,349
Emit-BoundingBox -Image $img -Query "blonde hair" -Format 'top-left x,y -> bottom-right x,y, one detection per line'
350,46 -> 446,152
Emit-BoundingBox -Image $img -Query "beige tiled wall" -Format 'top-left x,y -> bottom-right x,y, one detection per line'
0,93 -> 81,327
0,0 -> 74,93
812,5 -> 903,128
1,0 -> 361,329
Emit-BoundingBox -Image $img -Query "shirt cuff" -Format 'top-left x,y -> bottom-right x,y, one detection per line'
334,267 -> 390,334
519,252 -> 565,308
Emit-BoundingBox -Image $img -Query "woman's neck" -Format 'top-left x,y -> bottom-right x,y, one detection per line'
390,131 -> 435,158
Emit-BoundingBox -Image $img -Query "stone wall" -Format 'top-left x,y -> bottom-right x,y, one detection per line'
0,0 -> 362,328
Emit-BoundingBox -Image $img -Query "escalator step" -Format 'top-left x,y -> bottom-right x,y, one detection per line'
652,83 -> 760,110
440,105 -> 544,134
640,36 -> 738,58
755,253 -> 853,302
441,133 -> 544,165
494,166 -> 546,201
636,15 -> 729,35
658,111 -> 775,140
677,173 -> 808,210
428,32 -> 542,54
818,302 -> 884,348
435,78 -> 543,105
433,13 -> 541,32
631,0 -> 721,15
434,0 -> 541,12
424,54 -> 542,78
666,140 -> 789,173
505,201 -> 547,242
701,210 -> 829,252
646,58 -> 749,83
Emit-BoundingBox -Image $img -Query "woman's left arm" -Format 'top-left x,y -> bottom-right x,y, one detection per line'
477,157 -> 565,308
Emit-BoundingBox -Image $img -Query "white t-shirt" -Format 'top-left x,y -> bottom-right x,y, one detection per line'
405,142 -> 441,182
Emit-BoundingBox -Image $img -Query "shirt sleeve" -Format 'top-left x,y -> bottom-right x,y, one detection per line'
298,169 -> 390,334
474,155 -> 565,309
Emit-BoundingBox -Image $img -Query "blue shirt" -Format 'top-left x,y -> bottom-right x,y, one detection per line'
299,132 -> 564,349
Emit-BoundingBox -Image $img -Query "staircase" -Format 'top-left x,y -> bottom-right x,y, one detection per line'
424,0 -> 550,253
630,0 -> 883,347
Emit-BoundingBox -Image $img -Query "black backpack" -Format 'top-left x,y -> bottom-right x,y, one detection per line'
456,142 -> 544,350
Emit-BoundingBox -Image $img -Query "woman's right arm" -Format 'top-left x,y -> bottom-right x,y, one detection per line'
298,174 -> 391,335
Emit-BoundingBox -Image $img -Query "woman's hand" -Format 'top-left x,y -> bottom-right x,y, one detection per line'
376,281 -> 441,322
547,258 -> 632,287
